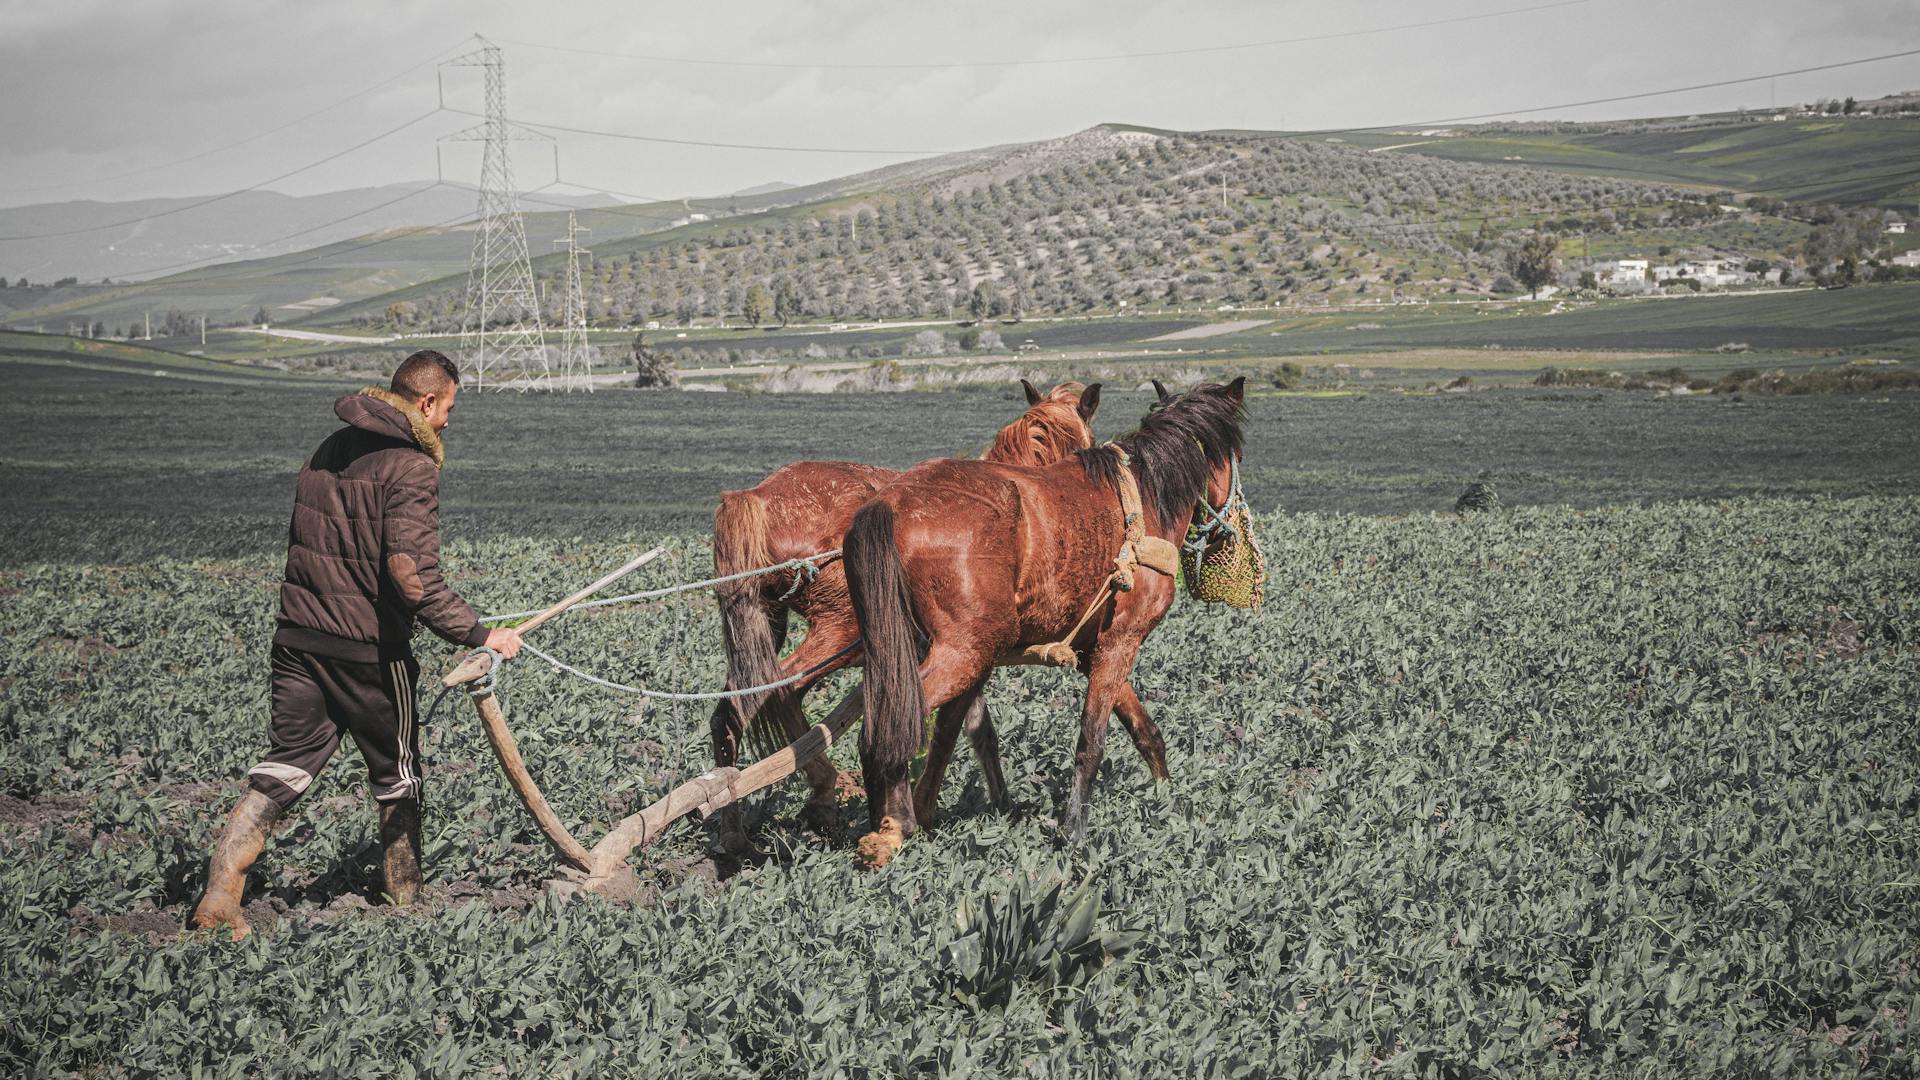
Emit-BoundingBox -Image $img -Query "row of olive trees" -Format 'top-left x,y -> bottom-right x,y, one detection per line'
382,133 -> 1702,329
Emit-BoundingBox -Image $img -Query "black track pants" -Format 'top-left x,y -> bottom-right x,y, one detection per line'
247,644 -> 422,809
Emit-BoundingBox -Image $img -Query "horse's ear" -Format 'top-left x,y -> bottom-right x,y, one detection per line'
1151,379 -> 1171,403
1021,379 -> 1042,407
1224,375 -> 1246,404
1077,383 -> 1102,424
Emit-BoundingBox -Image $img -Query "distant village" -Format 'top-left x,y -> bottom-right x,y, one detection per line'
1580,216 -> 1916,294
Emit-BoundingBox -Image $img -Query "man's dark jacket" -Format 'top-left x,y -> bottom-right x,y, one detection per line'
273,387 -> 488,662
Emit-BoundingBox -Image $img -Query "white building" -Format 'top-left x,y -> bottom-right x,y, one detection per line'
1886,222 -> 1908,235
1599,258 -> 1648,286
1894,251 -> 1920,268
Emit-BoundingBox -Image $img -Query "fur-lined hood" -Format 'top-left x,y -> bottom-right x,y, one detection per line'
334,387 -> 444,467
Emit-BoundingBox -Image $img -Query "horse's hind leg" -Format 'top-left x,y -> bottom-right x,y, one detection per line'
771,621 -> 861,830
1113,682 -> 1170,781
963,696 -> 1012,813
914,679 -> 989,827
862,644 -> 993,849
1067,638 -> 1145,841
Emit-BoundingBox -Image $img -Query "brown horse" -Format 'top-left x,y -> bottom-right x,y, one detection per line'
709,380 -> 1101,826
843,377 -> 1247,865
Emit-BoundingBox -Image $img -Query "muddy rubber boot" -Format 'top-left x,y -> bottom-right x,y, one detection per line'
189,790 -> 280,941
379,797 -> 423,907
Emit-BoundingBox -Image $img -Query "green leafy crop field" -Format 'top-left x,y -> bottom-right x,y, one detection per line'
4,496 -> 1916,1075
3,363 -> 1919,1074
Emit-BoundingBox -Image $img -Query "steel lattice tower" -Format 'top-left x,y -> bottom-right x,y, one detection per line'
441,37 -> 549,390
553,211 -> 595,392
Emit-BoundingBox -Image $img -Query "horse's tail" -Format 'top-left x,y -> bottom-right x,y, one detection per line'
844,501 -> 925,808
710,489 -> 798,762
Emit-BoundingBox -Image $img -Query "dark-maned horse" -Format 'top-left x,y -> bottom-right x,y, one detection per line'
709,380 -> 1102,826
843,377 -> 1247,865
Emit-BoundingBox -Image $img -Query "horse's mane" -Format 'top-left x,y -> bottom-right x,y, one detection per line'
1078,382 -> 1244,527
984,386 -> 1093,466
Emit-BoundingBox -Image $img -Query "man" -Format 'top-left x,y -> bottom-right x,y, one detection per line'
191,350 -> 521,939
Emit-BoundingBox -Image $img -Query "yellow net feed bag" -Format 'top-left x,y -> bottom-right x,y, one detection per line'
1182,505 -> 1266,610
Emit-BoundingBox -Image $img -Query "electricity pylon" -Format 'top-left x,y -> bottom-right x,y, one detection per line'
441,35 -> 549,390
552,211 -> 595,392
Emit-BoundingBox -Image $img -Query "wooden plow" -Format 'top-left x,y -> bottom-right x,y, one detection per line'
440,548 -> 869,898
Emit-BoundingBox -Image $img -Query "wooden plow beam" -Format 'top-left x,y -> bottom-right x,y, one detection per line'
442,546 -> 869,897
444,549 -> 1103,897
454,664 -> 864,897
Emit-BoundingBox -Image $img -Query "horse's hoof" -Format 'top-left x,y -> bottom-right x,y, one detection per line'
855,817 -> 907,870
188,908 -> 251,942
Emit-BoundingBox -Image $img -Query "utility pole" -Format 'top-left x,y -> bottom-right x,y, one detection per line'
441,35 -> 551,390
552,210 -> 595,392
144,311 -> 151,339
199,315 -> 206,346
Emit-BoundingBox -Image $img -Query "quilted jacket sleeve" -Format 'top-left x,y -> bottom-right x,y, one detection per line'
382,456 -> 489,646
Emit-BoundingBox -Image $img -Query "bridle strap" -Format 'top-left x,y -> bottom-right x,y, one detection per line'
1185,454 -> 1247,556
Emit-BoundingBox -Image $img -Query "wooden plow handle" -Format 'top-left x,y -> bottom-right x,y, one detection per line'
439,547 -> 665,878
443,547 -> 667,688
473,688 -> 594,873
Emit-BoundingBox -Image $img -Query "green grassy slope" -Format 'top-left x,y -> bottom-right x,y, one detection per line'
1167,283 -> 1920,358
1340,117 -> 1920,206
0,330 -> 321,385
0,201 -> 709,331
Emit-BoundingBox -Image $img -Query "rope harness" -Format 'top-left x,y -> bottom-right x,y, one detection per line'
455,450 -> 1256,703
1023,444 -> 1181,667
1184,455 -> 1247,557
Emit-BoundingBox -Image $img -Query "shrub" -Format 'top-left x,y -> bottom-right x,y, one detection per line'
904,330 -> 946,357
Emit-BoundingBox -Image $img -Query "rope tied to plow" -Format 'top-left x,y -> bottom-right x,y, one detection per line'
479,549 -> 842,625
518,639 -> 857,702
458,547 -> 854,705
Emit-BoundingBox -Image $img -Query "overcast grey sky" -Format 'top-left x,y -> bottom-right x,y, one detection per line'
2,0 -> 1916,209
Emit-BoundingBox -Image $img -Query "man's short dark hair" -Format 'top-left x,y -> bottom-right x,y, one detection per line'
391,350 -> 461,400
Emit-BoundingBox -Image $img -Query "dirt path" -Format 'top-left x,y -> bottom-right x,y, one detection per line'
239,326 -> 395,345
1147,319 -> 1273,341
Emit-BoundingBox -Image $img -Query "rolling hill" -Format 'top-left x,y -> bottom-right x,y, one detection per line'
0,182 -> 624,285
1335,113 -> 1920,207
5,108 -> 1915,341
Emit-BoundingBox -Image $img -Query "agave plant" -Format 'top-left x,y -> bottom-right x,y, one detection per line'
938,877 -> 1142,1010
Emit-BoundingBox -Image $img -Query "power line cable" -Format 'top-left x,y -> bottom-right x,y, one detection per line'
495,1 -> 1589,70
457,47 -> 1920,159
444,107 -> 943,155
548,178 -> 680,205
0,41 -> 471,196
0,109 -> 446,242
106,181 -> 453,282
1259,47 -> 1920,138
42,200 -> 480,302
